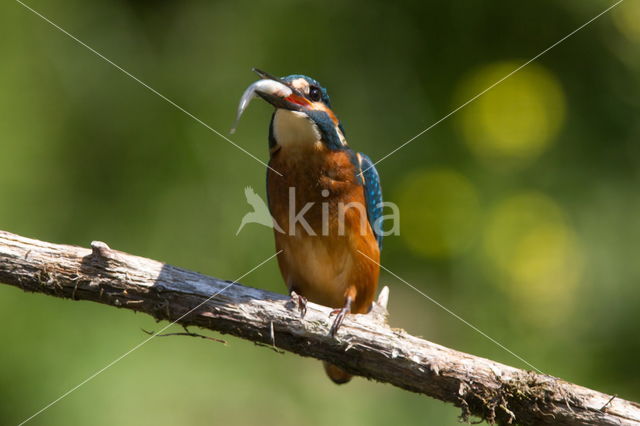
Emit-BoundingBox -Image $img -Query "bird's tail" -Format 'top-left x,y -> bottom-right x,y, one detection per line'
323,362 -> 352,385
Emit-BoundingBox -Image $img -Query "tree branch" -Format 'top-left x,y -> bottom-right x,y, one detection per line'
0,230 -> 638,425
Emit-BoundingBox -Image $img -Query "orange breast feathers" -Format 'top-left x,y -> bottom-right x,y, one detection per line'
267,146 -> 380,314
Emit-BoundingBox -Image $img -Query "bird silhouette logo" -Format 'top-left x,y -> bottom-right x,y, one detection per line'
236,186 -> 284,235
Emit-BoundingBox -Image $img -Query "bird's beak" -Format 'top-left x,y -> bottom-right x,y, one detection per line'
251,68 -> 315,111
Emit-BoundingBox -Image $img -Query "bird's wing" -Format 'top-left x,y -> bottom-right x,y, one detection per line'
357,153 -> 383,250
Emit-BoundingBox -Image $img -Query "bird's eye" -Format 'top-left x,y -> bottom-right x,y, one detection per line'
309,86 -> 322,102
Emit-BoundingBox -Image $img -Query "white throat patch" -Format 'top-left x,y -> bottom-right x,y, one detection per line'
273,109 -> 321,148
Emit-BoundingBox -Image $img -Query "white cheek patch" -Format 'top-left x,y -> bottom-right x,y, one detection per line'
336,126 -> 348,146
273,110 -> 321,148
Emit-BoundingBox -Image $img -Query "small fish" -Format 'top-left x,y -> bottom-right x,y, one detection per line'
230,79 -> 292,134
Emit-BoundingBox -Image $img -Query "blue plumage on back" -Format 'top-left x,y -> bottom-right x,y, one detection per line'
357,153 -> 383,250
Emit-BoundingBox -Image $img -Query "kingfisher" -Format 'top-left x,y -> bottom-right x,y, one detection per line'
234,69 -> 383,384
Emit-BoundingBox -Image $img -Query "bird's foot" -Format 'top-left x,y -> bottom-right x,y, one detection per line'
329,297 -> 353,337
289,290 -> 307,318
328,308 -> 347,337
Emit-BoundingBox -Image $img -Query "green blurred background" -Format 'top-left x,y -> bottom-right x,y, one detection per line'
2,0 -> 639,424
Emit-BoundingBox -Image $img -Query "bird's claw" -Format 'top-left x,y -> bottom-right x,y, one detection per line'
329,296 -> 353,337
289,291 -> 307,318
329,307 -> 348,337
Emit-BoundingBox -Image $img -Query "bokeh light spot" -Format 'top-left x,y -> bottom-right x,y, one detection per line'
397,168 -> 480,258
613,1 -> 640,43
455,62 -> 566,168
484,192 -> 582,325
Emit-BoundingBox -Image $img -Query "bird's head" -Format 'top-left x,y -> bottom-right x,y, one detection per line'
233,69 -> 347,151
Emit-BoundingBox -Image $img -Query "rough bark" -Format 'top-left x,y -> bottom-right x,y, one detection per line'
0,230 -> 638,425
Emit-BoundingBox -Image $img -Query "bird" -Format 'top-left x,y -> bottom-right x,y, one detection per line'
240,69 -> 383,384
235,186 -> 283,235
